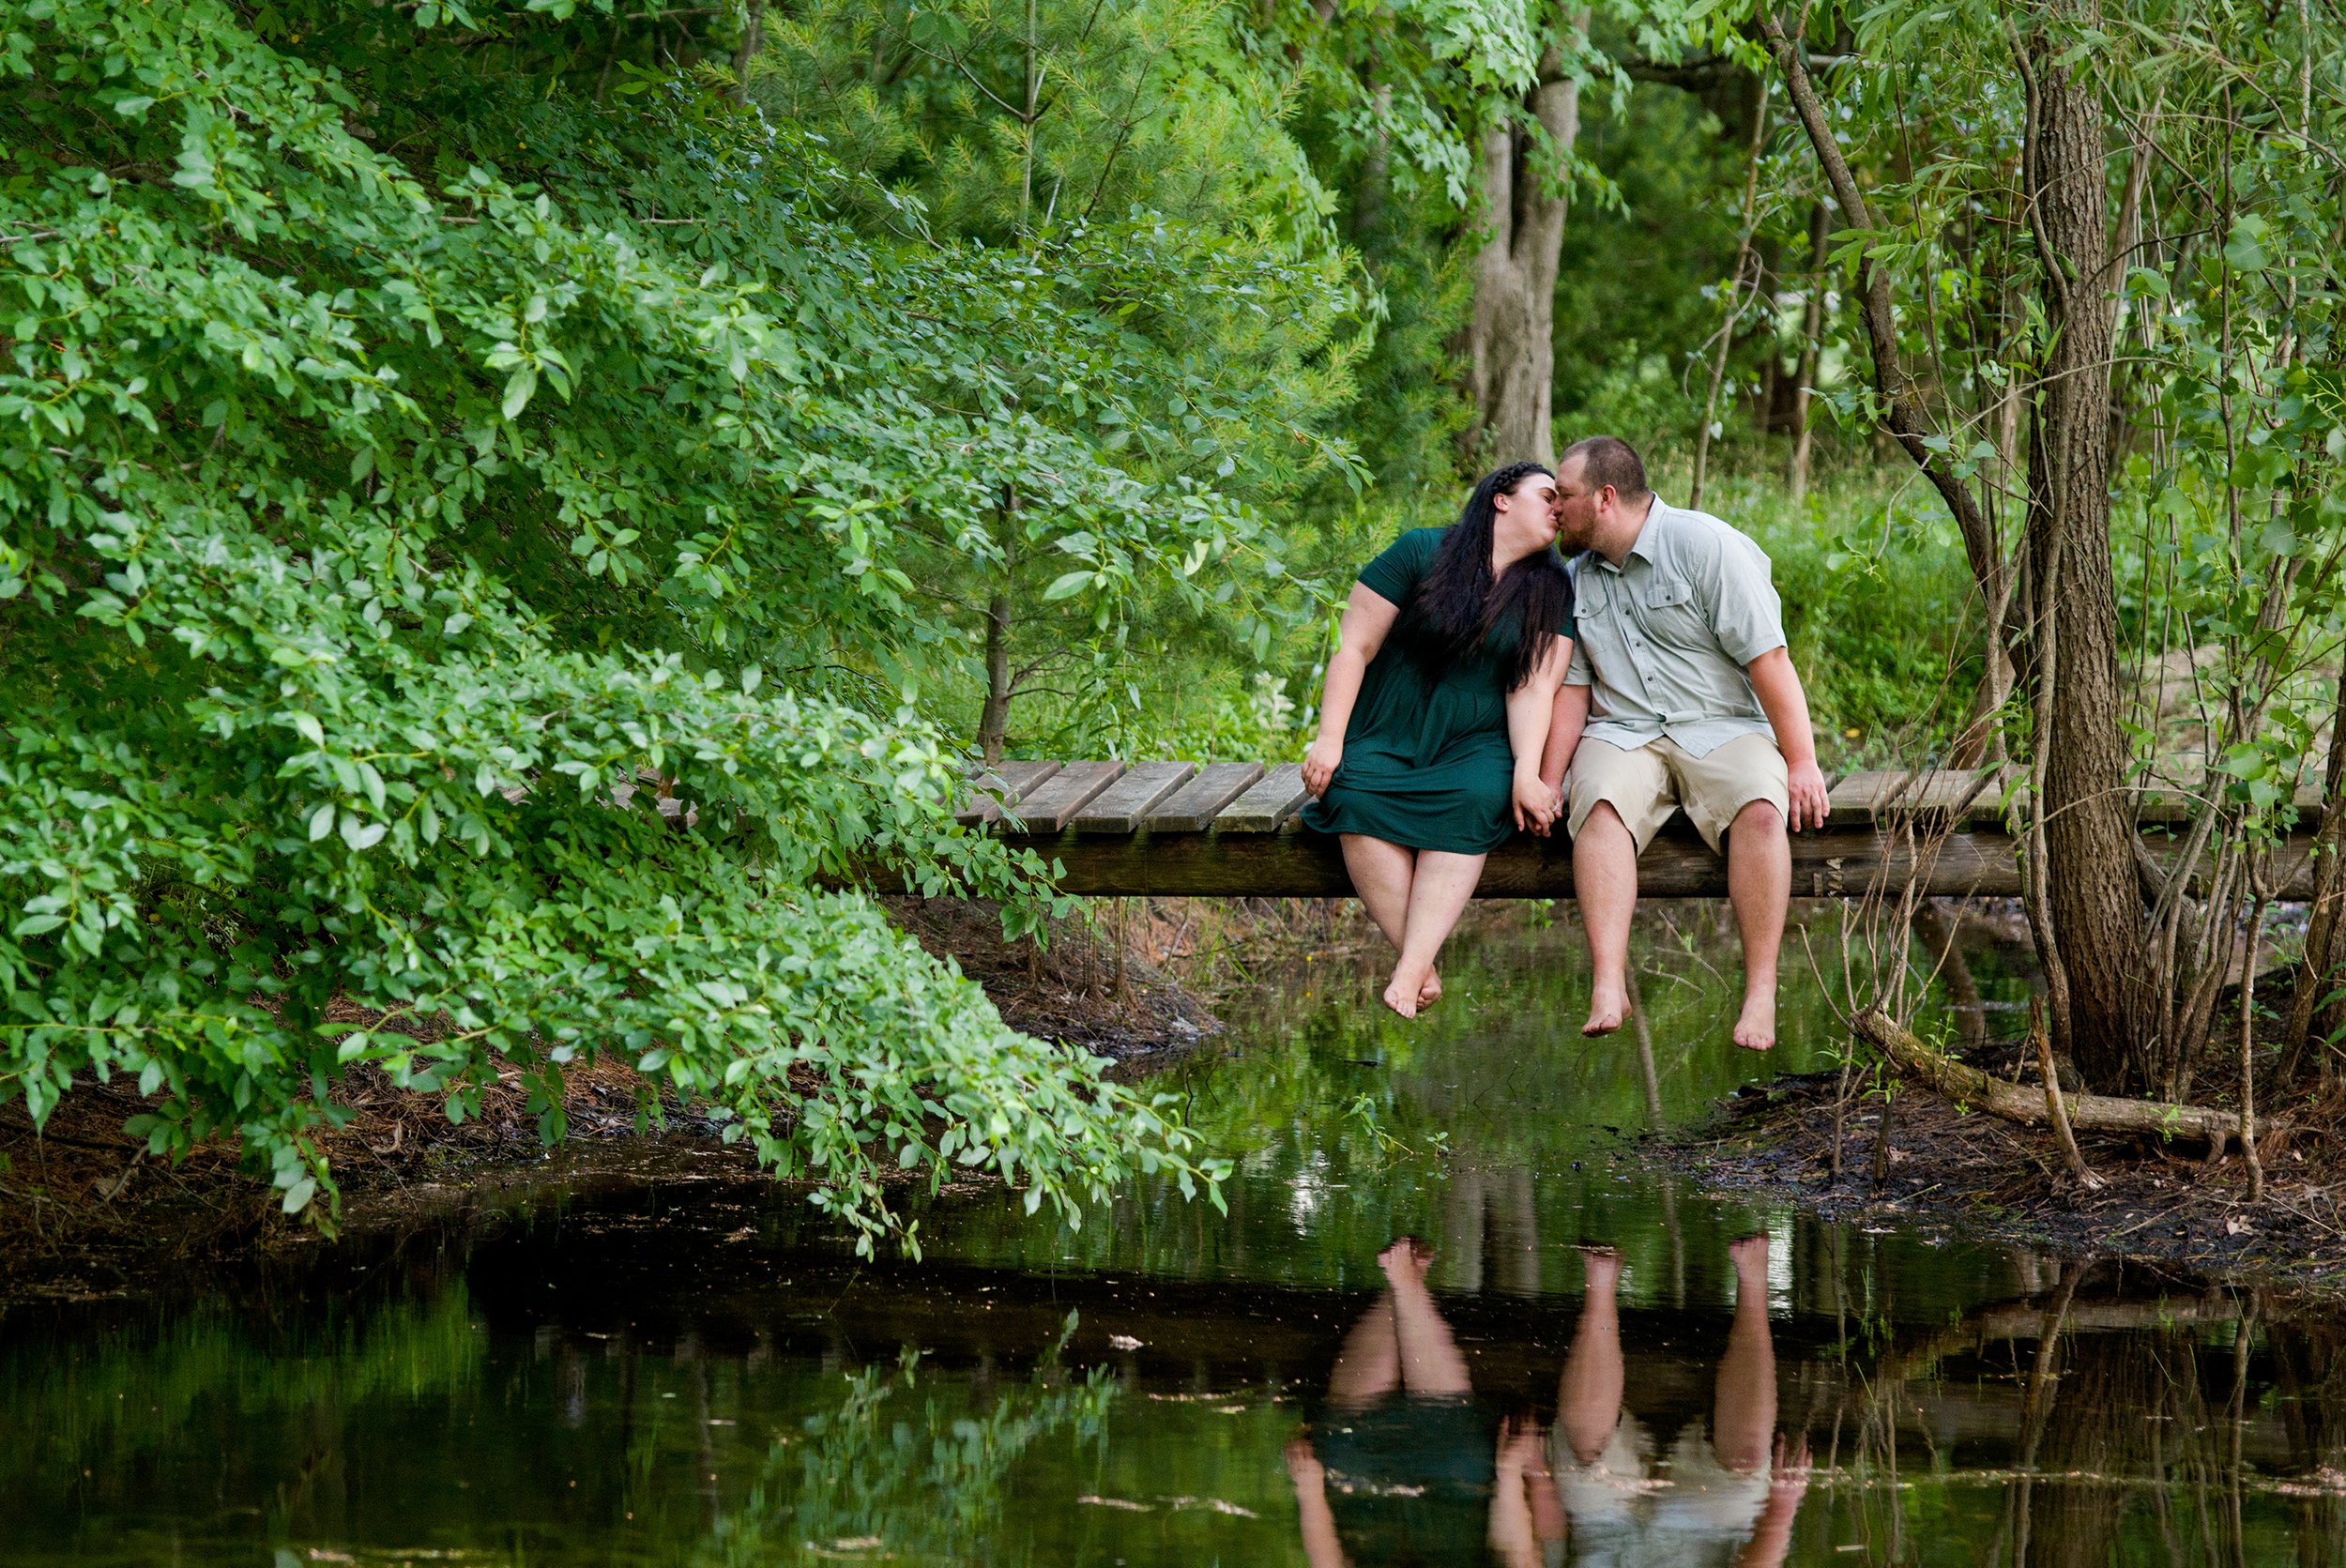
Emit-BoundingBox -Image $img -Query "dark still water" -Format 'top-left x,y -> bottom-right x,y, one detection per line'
8,911 -> 2343,1565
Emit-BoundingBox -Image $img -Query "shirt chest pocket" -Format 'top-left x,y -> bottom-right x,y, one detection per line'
1638,572 -> 1707,640
1576,574 -> 1611,617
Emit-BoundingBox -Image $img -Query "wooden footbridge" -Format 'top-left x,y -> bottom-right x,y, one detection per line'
952,760 -> 2327,899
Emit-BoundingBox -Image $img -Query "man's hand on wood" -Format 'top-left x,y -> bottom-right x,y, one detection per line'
1786,758 -> 1829,831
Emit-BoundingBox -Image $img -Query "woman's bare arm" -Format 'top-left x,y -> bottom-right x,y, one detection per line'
1506,635 -> 1573,831
1302,583 -> 1400,799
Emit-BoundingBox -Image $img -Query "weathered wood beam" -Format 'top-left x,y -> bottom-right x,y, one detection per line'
927,761 -> 2323,898
995,823 -> 2320,900
1008,822 -> 2018,898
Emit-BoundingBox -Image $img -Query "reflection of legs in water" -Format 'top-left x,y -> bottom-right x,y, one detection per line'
1560,1247 -> 1626,1463
1325,1239 -> 1471,1407
1294,1240 -> 1481,1568
1285,1439 -> 1349,1568
1714,1234 -> 1778,1474
1325,1293 -> 1400,1412
1383,1236 -> 1472,1395
1337,835 -> 1443,1013
1489,1417 -> 1563,1568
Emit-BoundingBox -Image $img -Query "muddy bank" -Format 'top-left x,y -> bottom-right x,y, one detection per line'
1654,1058 -> 2346,1297
0,895 -> 1318,1300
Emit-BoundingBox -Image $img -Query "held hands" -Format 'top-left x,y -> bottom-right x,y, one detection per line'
1512,769 -> 1561,834
1302,738 -> 1343,799
1786,759 -> 1830,831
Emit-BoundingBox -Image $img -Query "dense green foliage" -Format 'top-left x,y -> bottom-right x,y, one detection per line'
13,0 -> 2177,1239
0,0 -> 1374,1243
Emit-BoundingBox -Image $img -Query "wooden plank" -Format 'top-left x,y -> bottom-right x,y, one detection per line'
1070,761 -> 1196,833
954,759 -> 1063,826
1826,767 -> 2010,828
1004,761 -> 1124,832
1144,762 -> 1264,832
1215,763 -> 1311,831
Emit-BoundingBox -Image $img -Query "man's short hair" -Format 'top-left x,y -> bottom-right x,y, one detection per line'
1561,435 -> 1650,500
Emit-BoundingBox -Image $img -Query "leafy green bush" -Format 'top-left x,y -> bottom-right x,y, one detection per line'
0,0 -> 1302,1247
1660,470 -> 1980,769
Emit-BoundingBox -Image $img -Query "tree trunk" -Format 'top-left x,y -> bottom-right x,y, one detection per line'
731,0 -> 764,102
1469,13 -> 1583,467
1354,76 -> 1392,245
1692,74 -> 1769,511
1788,201 -> 1828,505
976,494 -> 1017,764
2286,671 -> 2346,1070
2021,10 -> 2156,1091
976,588 -> 1012,765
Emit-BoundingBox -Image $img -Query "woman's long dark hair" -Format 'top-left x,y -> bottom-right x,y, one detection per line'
1395,461 -> 1574,690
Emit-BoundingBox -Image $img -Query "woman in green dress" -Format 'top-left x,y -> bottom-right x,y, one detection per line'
1300,463 -> 1579,1017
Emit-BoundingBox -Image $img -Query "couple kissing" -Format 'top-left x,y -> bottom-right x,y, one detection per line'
1297,435 -> 1831,1051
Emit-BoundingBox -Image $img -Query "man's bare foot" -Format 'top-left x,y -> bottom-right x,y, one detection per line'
1732,988 -> 1777,1051
1727,1232 -> 1770,1282
1578,1245 -> 1623,1291
1417,969 -> 1442,1009
1582,982 -> 1629,1036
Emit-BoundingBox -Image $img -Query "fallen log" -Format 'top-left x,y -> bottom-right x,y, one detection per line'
1851,1008 -> 2269,1148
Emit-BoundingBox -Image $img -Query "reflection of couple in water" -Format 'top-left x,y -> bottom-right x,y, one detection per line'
1287,1236 -> 1809,1566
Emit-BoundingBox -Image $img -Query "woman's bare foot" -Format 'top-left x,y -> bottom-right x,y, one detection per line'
1379,1236 -> 1434,1283
1732,987 -> 1776,1051
1417,969 -> 1442,1009
1582,980 -> 1629,1036
1385,961 -> 1436,1018
1381,975 -> 1420,1018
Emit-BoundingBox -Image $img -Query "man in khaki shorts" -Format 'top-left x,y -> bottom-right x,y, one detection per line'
1535,436 -> 1828,1050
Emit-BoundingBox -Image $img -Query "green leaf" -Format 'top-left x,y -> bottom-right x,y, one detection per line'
502,364 -> 539,419
2224,216 -> 2270,274
1043,571 -> 1094,601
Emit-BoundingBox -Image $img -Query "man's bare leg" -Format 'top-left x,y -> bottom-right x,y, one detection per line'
1386,851 -> 1485,1019
1558,1247 -> 1625,1464
1574,803 -> 1639,1035
1339,834 -> 1440,1009
1713,1234 -> 1778,1475
1725,801 -> 1790,1051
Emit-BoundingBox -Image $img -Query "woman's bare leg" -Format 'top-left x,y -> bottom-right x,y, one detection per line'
1325,1294 -> 1401,1412
1339,835 -> 1440,1007
1385,850 -> 1485,1017
1380,1239 -> 1471,1397
1559,1248 -> 1625,1464
1713,1234 -> 1778,1474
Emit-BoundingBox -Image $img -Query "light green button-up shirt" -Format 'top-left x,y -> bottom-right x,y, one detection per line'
1564,499 -> 1788,758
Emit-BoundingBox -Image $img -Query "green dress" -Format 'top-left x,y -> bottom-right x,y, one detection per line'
1302,526 -> 1577,854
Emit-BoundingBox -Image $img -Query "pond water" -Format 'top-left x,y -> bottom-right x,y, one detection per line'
8,909 -> 2344,1565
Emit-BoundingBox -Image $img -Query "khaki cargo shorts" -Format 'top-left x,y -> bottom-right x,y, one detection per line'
1565,734 -> 1790,854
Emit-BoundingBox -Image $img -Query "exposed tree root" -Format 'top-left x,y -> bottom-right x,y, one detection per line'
1853,1007 -> 2273,1149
